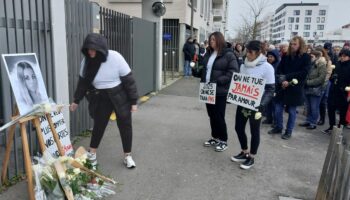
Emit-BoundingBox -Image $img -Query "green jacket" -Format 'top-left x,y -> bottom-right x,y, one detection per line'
306,57 -> 327,88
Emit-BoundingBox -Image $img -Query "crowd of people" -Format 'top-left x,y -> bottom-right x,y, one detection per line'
185,33 -> 350,169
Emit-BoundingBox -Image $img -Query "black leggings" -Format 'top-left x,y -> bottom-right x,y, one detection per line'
90,91 -> 133,153
235,106 -> 261,155
206,96 -> 228,142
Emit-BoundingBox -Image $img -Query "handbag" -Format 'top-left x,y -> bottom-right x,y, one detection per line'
305,86 -> 323,96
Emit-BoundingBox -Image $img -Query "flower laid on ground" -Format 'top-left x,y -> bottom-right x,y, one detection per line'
345,86 -> 350,92
32,148 -> 116,200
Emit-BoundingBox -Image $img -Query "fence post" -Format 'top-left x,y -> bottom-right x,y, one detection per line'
163,51 -> 167,85
172,51 -> 175,80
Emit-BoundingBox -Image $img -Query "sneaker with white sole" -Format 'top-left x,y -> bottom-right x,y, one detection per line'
124,155 -> 136,169
240,156 -> 255,170
203,138 -> 219,147
87,151 -> 98,170
231,152 -> 249,163
215,141 -> 228,152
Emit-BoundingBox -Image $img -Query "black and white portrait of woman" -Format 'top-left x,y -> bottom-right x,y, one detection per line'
2,53 -> 49,115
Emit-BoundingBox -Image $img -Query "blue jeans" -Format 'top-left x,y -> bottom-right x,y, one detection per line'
184,60 -> 192,77
274,101 -> 297,133
305,94 -> 322,126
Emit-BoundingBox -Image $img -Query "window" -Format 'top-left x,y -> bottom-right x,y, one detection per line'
321,17 -> 325,23
288,17 -> 294,23
294,10 -> 300,16
303,32 -> 310,37
296,17 -> 299,23
319,32 -> 323,37
317,17 -> 320,23
305,10 -> 312,15
295,25 -> 299,30
319,10 -> 326,16
304,25 -> 311,30
305,17 -> 311,23
289,24 -> 292,30
318,25 -> 324,30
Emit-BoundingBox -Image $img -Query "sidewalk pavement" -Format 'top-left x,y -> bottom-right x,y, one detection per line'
0,77 -> 330,200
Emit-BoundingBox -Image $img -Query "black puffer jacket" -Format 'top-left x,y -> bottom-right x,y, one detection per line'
74,33 -> 138,107
194,47 -> 239,96
328,60 -> 350,106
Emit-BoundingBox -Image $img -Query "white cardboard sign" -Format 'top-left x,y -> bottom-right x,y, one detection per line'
39,111 -> 74,157
199,82 -> 217,104
227,73 -> 266,111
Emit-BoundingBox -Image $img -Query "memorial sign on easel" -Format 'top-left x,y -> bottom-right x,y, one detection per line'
1,53 -> 74,157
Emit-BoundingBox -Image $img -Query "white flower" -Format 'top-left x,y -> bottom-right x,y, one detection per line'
292,79 -> 298,85
190,62 -> 195,68
44,104 -> 52,113
59,156 -> 72,163
255,112 -> 262,120
345,86 -> 350,92
73,168 -> 81,175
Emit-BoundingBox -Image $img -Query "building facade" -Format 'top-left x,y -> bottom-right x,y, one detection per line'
262,3 -> 329,44
91,0 -> 227,73
259,13 -> 274,42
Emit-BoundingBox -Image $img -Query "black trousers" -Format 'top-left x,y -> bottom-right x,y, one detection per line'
206,96 -> 228,142
235,106 -> 261,155
90,89 -> 133,153
327,100 -> 349,128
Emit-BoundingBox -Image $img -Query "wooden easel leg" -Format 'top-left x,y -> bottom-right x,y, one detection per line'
1,123 -> 17,184
46,114 -> 65,156
20,123 -> 35,200
32,118 -> 47,153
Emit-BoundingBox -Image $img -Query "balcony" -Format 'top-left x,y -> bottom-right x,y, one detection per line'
212,8 -> 223,21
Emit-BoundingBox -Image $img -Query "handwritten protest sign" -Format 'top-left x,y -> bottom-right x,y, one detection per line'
199,82 -> 217,104
227,73 -> 266,111
39,112 -> 74,157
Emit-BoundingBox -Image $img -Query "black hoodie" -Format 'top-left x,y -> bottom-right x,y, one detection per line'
198,46 -> 239,96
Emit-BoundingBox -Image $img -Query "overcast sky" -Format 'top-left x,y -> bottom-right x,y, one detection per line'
227,0 -> 350,38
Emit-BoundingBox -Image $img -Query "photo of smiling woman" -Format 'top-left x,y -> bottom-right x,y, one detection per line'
17,61 -> 44,105
2,54 -> 49,115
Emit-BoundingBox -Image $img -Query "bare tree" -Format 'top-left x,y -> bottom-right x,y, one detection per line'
234,0 -> 271,42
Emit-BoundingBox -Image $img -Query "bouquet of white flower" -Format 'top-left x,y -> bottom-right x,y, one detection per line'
32,148 -> 116,200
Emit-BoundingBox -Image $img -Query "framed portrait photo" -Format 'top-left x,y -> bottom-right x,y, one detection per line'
1,53 -> 49,115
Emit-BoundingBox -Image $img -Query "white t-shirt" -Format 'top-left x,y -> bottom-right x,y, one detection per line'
240,56 -> 275,84
80,50 -> 131,89
206,51 -> 218,83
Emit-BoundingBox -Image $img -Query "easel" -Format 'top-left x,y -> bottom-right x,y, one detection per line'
1,106 -> 65,200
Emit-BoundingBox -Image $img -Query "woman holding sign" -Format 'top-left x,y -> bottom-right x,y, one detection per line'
193,32 -> 239,152
230,41 -> 275,170
70,33 -> 138,169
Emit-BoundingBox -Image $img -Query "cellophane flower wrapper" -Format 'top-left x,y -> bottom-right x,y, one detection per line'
32,150 -> 116,200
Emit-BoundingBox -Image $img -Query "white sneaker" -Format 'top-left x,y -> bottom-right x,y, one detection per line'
124,155 -> 136,169
87,151 -> 98,170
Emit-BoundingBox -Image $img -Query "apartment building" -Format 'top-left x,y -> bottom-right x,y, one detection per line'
259,3 -> 329,44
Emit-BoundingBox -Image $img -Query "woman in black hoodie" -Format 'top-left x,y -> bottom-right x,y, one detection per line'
194,32 -> 239,152
70,33 -> 139,169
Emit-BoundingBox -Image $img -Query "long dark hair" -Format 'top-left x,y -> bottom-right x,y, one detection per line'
208,32 -> 226,55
